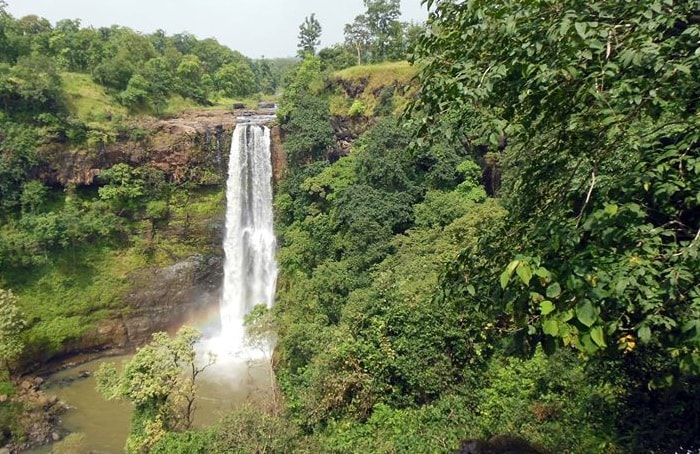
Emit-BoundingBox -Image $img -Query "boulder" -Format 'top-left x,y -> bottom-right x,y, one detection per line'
257,101 -> 276,109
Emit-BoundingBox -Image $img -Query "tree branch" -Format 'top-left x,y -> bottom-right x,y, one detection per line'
576,171 -> 596,228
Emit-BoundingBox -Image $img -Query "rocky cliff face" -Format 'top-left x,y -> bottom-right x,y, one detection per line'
38,110 -> 239,187
64,254 -> 225,354
270,125 -> 287,184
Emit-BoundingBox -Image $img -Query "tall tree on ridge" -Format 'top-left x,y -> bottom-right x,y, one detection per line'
345,0 -> 403,64
297,13 -> 322,58
363,0 -> 401,60
344,14 -> 371,65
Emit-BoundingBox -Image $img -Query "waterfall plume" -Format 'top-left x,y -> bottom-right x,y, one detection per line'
218,121 -> 277,353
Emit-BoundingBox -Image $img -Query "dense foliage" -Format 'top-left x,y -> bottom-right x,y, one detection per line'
0,289 -> 24,374
266,63 -> 619,452
342,0 -> 422,66
413,0 -> 700,363
248,1 -> 700,452
407,0 -> 700,450
0,9 -> 285,114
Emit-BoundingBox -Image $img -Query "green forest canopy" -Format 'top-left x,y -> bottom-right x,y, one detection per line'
0,0 -> 698,452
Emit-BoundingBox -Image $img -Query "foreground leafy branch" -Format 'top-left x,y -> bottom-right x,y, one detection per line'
414,0 -> 700,378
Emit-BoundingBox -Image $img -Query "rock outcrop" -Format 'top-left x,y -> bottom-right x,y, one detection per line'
118,253 -> 224,346
1,377 -> 67,453
37,108 -> 286,188
270,125 -> 287,184
38,110 -> 239,187
48,254 -> 224,361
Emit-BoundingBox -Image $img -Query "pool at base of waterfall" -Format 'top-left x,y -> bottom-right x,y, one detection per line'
27,349 -> 273,454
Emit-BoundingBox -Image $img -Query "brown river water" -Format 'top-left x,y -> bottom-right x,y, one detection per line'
28,349 -> 272,453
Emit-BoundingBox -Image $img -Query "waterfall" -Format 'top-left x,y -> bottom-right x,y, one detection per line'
220,122 -> 277,345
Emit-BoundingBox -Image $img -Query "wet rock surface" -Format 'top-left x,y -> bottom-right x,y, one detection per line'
23,252 -> 225,372
118,253 -> 223,346
93,254 -> 222,352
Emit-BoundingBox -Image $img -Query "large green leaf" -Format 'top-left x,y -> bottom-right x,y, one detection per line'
540,300 -> 556,315
638,325 -> 652,343
515,262 -> 533,286
576,300 -> 597,328
590,326 -> 606,347
500,259 -> 520,289
546,282 -> 561,299
543,319 -> 559,336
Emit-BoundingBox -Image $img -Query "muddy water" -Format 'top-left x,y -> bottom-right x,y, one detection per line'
29,352 -> 272,453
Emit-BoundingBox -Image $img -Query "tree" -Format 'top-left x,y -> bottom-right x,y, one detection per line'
96,326 -> 214,454
280,92 -> 334,165
0,120 -> 38,212
175,54 -> 207,103
297,13 -> 322,58
0,289 -> 25,375
139,56 -> 174,111
171,32 -> 197,55
411,0 -> 700,380
317,44 -> 356,72
19,180 -> 47,215
13,15 -> 52,58
120,74 -> 151,111
214,60 -> 256,98
345,0 -> 403,64
48,20 -> 102,72
0,54 -> 62,115
362,0 -> 401,60
276,56 -> 324,122
252,58 -> 276,94
97,163 -> 145,216
92,27 -> 156,90
92,55 -> 134,90
191,37 -> 239,73
344,15 -> 371,65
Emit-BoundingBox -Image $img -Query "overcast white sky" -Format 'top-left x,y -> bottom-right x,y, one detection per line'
6,1 -> 428,58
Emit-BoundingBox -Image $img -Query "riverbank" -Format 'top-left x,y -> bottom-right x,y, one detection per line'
1,378 -> 67,454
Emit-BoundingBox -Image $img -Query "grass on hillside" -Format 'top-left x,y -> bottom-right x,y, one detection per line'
333,61 -> 417,86
329,61 -> 418,118
208,94 -> 279,110
161,94 -> 278,118
61,72 -> 278,123
61,72 -> 128,124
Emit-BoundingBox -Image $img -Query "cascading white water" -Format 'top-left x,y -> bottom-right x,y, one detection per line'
220,122 -> 277,347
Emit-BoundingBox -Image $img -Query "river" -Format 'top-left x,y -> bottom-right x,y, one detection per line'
29,351 -> 272,453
